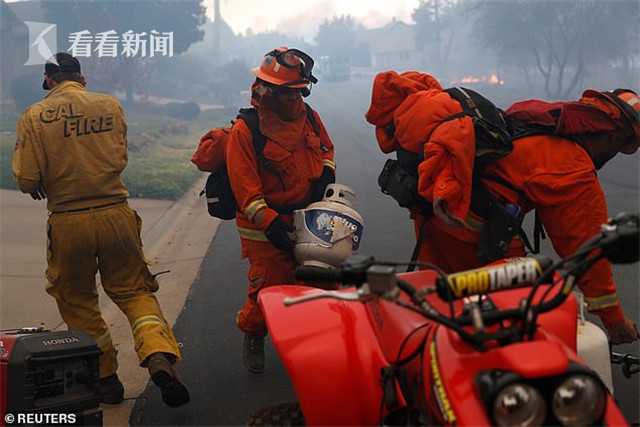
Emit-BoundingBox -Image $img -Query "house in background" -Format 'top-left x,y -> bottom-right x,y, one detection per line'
356,19 -> 421,72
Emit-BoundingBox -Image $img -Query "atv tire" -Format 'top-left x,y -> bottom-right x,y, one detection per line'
247,402 -> 305,426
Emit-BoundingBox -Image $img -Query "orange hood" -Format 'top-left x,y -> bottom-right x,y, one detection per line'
366,71 -> 476,226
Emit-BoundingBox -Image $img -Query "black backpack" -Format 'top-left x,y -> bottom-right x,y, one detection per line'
378,87 -> 547,264
379,87 -> 513,211
203,104 -> 319,220
443,87 -> 513,169
201,108 -> 264,219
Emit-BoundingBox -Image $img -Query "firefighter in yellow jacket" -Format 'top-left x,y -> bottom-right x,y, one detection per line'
12,53 -> 189,407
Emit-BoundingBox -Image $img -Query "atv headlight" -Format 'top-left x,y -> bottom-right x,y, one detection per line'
492,383 -> 546,427
552,374 -> 606,426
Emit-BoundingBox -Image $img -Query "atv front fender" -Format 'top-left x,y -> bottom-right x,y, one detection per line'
259,286 -> 390,426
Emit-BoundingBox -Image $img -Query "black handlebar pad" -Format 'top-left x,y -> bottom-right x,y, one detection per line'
436,257 -> 553,301
603,213 -> 639,264
295,265 -> 343,283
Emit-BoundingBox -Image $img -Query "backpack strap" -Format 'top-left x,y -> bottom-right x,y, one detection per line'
305,102 -> 334,156
444,87 -> 484,119
237,107 -> 267,157
237,104 -> 321,154
532,210 -> 546,253
407,218 -> 427,272
304,103 -> 321,136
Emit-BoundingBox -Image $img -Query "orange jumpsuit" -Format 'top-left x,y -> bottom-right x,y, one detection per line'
416,134 -> 625,326
226,105 -> 335,336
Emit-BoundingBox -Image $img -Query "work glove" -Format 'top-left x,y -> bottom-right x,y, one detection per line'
604,315 -> 640,345
265,216 -> 295,252
30,183 -> 47,200
310,166 -> 336,202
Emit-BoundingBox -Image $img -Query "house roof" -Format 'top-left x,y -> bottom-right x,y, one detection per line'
356,20 -> 417,54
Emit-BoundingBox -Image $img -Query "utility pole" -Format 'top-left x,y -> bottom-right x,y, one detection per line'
434,0 -> 442,76
213,0 -> 221,57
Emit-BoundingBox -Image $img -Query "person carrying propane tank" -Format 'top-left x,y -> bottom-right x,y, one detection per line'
226,48 -> 336,374
11,53 -> 190,407
365,70 -> 640,345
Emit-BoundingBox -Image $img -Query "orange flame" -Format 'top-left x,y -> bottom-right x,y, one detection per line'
451,74 -> 505,86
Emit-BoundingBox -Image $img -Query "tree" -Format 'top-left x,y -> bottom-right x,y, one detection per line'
43,0 -> 206,103
412,0 -> 458,74
474,0 -> 639,98
315,15 -> 361,63
235,31 -> 313,66
208,59 -> 253,107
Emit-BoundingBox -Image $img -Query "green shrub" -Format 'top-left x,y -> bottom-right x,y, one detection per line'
0,138 -> 17,190
123,150 -> 201,200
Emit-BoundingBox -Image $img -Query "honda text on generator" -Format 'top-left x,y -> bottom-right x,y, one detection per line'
0,329 -> 102,426
249,213 -> 639,426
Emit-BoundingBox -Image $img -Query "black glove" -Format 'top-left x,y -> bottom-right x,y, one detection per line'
310,166 -> 336,202
265,216 -> 295,252
30,183 -> 47,200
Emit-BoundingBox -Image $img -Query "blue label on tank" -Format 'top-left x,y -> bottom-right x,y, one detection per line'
304,209 -> 363,250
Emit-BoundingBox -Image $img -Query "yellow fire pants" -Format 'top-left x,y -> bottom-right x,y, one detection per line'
45,202 -> 180,378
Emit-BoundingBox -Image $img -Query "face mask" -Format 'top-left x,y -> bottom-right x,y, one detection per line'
262,87 -> 303,122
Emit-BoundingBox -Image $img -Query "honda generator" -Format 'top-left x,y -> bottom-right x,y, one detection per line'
0,328 -> 102,426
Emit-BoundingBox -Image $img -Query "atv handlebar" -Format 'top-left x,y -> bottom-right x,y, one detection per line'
611,351 -> 640,378
295,265 -> 345,283
291,213 -> 639,350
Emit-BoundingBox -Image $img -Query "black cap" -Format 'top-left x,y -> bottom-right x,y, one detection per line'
42,52 -> 82,90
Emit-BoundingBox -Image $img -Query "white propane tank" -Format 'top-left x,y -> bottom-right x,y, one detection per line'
575,292 -> 614,393
293,184 -> 364,268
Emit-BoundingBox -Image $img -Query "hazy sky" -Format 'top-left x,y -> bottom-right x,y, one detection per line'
5,0 -> 421,41
206,0 -> 421,40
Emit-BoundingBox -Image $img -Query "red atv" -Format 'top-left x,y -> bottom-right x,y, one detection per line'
250,213 -> 639,426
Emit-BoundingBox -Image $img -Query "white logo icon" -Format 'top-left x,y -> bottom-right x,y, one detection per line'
24,21 -> 58,66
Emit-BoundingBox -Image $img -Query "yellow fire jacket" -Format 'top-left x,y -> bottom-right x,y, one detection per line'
12,81 -> 129,212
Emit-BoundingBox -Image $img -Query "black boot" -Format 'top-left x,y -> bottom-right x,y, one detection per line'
243,334 -> 265,374
99,374 -> 124,404
147,353 -> 190,408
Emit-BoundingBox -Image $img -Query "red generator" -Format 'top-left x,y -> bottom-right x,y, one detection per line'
0,328 -> 102,426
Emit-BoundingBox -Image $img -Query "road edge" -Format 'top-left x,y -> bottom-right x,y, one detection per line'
99,175 -> 220,425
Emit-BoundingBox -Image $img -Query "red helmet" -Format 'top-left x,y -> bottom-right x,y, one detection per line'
252,47 -> 317,89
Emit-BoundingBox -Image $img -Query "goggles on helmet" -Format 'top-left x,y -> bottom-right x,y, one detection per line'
257,79 -> 311,98
599,89 -> 640,138
608,90 -> 638,121
266,48 -> 318,85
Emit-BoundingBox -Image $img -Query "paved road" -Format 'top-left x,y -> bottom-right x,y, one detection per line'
135,79 -> 639,424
